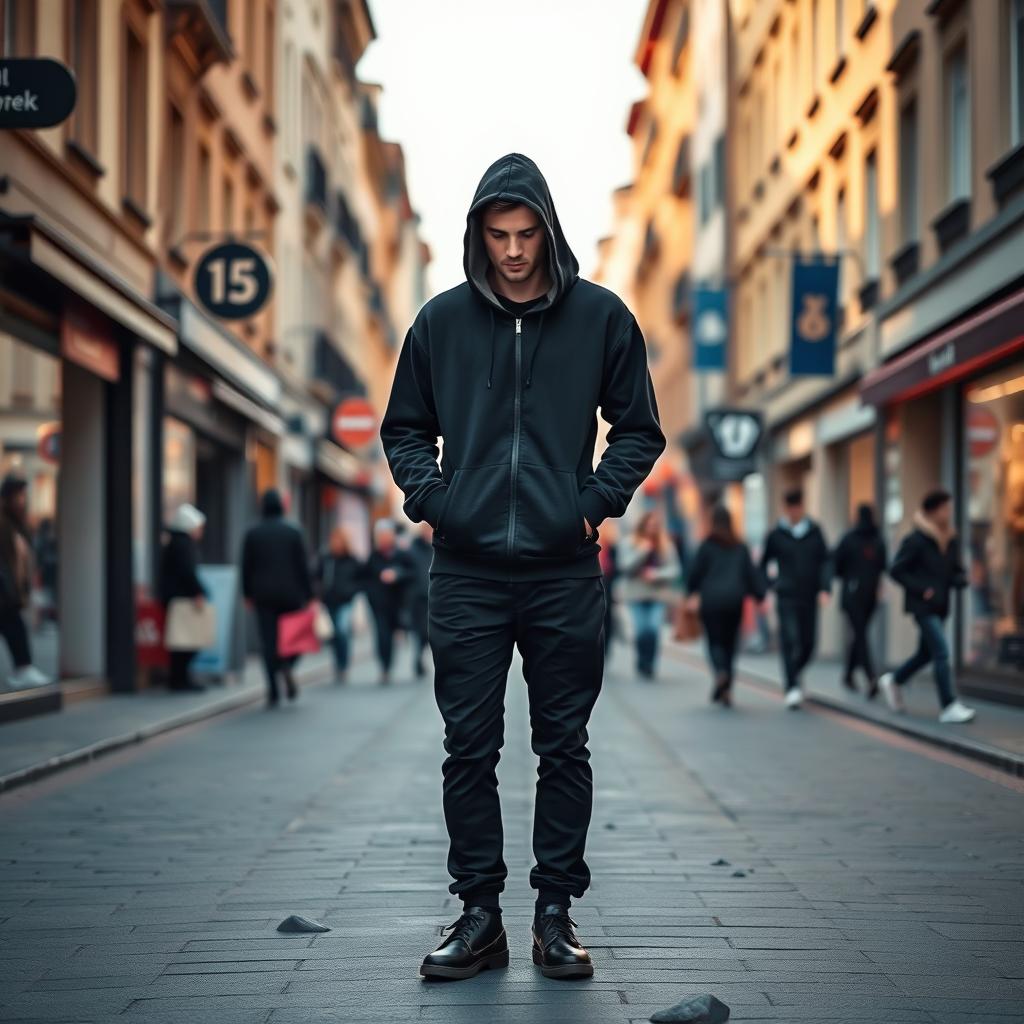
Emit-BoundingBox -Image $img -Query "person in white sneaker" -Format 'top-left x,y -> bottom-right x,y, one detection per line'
0,474 -> 51,690
883,489 -> 975,725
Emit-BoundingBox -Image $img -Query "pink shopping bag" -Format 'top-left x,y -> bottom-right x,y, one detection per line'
277,604 -> 321,657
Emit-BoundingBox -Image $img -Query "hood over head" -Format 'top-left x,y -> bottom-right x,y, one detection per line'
463,153 -> 580,390
261,488 -> 285,518
464,152 -> 579,315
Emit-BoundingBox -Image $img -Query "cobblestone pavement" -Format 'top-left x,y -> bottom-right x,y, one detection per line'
1,637 -> 1022,1023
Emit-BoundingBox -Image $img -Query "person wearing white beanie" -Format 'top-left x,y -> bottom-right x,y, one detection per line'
158,504 -> 209,692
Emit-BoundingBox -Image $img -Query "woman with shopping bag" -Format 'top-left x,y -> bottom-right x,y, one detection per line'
159,504 -> 212,693
241,489 -> 313,707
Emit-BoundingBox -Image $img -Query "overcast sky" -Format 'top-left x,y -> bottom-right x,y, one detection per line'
359,0 -> 650,298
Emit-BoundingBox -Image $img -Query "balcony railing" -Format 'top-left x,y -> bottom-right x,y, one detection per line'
313,331 -> 365,399
166,0 -> 233,71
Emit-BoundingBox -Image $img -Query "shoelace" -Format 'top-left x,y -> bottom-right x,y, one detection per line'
537,912 -> 579,950
441,910 -> 484,944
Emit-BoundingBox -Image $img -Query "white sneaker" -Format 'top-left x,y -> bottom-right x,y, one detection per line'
878,672 -> 905,712
784,688 -> 803,710
10,665 -> 51,688
939,700 -> 976,724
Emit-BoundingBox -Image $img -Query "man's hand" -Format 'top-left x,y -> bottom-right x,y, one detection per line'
923,587 -> 935,601
818,591 -> 831,607
584,516 -> 593,537
380,568 -> 398,584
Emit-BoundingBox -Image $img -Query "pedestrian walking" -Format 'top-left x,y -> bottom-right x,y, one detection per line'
880,489 -> 976,723
761,488 -> 831,709
833,503 -> 887,698
380,153 -> 664,980
406,521 -> 434,679
158,503 -> 209,693
314,526 -> 364,684
685,505 -> 766,707
241,489 -> 313,708
362,518 -> 413,685
618,509 -> 682,680
0,474 -> 49,688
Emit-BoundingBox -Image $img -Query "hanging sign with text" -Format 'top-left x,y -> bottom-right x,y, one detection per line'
0,59 -> 77,129
193,242 -> 274,321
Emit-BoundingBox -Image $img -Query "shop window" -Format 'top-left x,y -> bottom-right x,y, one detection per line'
965,364 -> 1024,675
945,43 -> 971,200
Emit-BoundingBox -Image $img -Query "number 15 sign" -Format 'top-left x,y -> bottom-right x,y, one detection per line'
194,242 -> 274,321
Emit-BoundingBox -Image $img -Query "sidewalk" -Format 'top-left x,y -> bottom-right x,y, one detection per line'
0,650 -> 338,792
670,640 -> 1024,776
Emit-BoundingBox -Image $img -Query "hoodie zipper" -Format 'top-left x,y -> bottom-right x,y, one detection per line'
507,317 -> 522,558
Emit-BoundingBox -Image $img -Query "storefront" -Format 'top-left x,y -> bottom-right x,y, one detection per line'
862,284 -> 1024,703
0,214 -> 176,719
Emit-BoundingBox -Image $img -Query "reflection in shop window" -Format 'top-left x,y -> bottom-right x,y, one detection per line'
965,366 -> 1024,676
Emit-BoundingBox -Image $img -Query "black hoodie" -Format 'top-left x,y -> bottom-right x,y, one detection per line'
380,153 -> 666,582
240,490 -> 312,610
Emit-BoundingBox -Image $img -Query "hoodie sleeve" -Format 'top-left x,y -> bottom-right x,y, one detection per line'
578,317 -> 666,528
379,326 -> 448,528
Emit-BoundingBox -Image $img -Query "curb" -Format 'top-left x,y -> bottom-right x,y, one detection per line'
0,665 -> 334,795
669,646 -> 1024,779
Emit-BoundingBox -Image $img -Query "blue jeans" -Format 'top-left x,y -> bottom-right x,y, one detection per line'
630,600 -> 665,675
330,602 -> 353,672
893,613 -> 955,709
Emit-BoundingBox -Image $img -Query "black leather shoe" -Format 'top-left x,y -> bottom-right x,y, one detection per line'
420,906 -> 509,980
532,904 -> 594,978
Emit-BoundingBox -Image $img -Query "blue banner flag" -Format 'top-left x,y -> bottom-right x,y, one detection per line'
692,287 -> 728,372
790,259 -> 839,376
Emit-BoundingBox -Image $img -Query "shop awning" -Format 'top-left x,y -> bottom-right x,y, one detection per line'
0,213 -> 177,354
316,439 -> 367,488
861,287 -> 1024,406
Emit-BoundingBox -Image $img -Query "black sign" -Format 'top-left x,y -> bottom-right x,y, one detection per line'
701,408 -> 764,482
0,59 -> 77,130
193,242 -> 273,321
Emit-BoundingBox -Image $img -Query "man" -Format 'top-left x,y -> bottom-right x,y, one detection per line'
362,518 -> 414,685
381,153 -> 665,981
405,520 -> 434,679
880,489 -> 975,724
761,488 -> 831,709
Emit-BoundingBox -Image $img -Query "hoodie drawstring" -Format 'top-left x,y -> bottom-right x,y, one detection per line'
525,310 -> 546,388
487,307 -> 495,387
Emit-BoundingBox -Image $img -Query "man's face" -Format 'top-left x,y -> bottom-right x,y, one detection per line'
785,500 -> 804,524
930,500 -> 952,532
481,205 -> 546,288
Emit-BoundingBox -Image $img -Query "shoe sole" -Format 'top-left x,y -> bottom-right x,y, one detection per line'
532,945 -> 594,978
419,949 -> 509,979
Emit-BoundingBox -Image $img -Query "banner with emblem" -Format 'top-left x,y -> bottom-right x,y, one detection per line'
692,287 -> 728,372
789,259 -> 839,376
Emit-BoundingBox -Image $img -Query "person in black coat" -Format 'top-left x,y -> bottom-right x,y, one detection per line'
760,488 -> 831,709
880,489 -> 975,724
403,521 -> 434,680
686,504 -> 766,707
363,518 -> 415,685
833,504 -> 887,698
315,525 -> 365,684
158,503 -> 209,693
241,489 -> 313,706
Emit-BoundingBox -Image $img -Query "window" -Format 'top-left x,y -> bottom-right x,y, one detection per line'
835,0 -> 845,59
713,134 -> 725,207
68,0 -> 99,153
196,143 -> 211,231
864,150 -> 879,279
222,175 -> 234,233
167,105 -> 186,244
264,2 -> 275,107
790,25 -> 801,112
945,44 -> 971,200
811,0 -> 821,86
899,99 -> 919,242
836,188 -> 847,309
1012,0 -> 1024,146
123,21 -> 148,209
0,0 -> 34,56
246,0 -> 259,76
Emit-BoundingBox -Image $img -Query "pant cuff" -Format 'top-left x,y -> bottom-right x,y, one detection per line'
535,890 -> 572,911
461,888 -> 502,910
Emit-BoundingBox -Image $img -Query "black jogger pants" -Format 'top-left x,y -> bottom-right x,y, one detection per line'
428,573 -> 606,908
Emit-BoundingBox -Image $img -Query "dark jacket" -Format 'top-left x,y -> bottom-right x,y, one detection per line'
158,531 -> 206,606
761,518 -> 831,602
833,525 -> 887,615
688,538 -> 765,613
889,512 -> 967,620
315,552 -> 364,608
406,537 -> 433,603
241,493 -> 312,612
380,152 -> 666,582
363,546 -> 415,614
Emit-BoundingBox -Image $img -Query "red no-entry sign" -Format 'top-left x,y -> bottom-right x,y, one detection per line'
332,397 -> 377,449
967,407 -> 1000,459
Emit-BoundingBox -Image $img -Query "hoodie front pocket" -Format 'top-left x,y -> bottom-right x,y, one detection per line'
515,463 -> 583,559
436,465 -> 509,559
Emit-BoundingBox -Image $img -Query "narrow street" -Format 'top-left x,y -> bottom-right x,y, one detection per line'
1,643 -> 1022,1024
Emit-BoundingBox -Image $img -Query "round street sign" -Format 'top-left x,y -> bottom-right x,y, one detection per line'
193,242 -> 273,321
967,407 -> 1000,459
332,397 -> 377,449
0,59 -> 77,130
